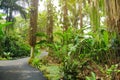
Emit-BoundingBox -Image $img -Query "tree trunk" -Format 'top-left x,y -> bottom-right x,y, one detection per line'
105,0 -> 120,66
63,0 -> 68,31
79,0 -> 83,29
29,0 -> 38,58
105,0 -> 120,33
46,0 -> 54,54
30,46 -> 35,58
47,0 -> 53,43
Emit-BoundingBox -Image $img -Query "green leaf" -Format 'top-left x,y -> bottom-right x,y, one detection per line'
37,40 -> 47,45
36,32 -> 48,38
103,31 -> 109,46
85,72 -> 96,80
0,22 -> 12,36
86,76 -> 91,80
91,72 -> 96,80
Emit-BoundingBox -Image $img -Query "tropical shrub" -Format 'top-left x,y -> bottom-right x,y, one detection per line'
0,35 -> 30,58
59,26 -> 120,79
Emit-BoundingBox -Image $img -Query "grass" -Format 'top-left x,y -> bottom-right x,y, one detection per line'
40,64 -> 61,80
0,56 -> 7,60
30,55 -> 61,80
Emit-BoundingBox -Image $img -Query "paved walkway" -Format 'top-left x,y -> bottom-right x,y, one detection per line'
0,58 -> 46,80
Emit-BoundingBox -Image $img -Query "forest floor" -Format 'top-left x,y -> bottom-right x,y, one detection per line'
0,57 -> 46,80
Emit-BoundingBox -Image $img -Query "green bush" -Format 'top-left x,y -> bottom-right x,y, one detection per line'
0,36 -> 30,58
36,26 -> 120,79
61,57 -> 79,80
59,27 -> 120,79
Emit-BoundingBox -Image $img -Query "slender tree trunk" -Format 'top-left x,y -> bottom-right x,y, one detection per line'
73,1 -> 78,29
30,46 -> 35,58
78,0 -> 83,31
62,0 -> 69,52
5,8 -> 13,35
63,0 -> 68,31
46,0 -> 54,54
47,0 -> 53,43
29,0 -> 38,58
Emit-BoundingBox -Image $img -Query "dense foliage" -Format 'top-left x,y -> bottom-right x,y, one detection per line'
0,14 -> 30,59
0,0 -> 120,80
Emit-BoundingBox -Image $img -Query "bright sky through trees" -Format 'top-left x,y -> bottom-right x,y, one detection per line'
39,0 -> 59,12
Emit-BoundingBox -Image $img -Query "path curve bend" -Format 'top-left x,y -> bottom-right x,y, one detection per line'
0,57 -> 46,80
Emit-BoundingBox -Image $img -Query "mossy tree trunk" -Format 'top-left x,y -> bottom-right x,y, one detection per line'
29,0 -> 38,58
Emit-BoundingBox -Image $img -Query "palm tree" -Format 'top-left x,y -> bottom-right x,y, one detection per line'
0,0 -> 27,35
29,0 -> 39,58
0,0 -> 27,22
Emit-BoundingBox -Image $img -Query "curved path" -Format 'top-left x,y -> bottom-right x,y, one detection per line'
0,58 -> 46,80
